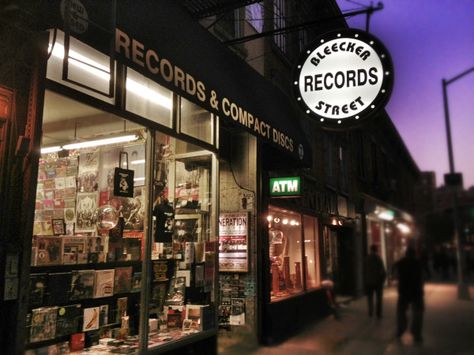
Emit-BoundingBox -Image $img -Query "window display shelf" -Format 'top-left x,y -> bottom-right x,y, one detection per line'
25,321 -> 122,350
30,260 -> 141,274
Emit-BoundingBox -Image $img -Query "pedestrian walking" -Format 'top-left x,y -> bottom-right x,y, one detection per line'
365,244 -> 386,318
322,279 -> 340,320
393,246 -> 424,343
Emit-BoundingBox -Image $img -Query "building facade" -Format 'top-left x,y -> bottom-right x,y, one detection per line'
0,1 -> 421,354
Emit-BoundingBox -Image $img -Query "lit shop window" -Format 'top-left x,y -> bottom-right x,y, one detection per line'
46,30 -> 115,104
267,206 -> 303,301
180,97 -> 214,145
126,68 -> 173,128
303,215 -> 321,289
31,90 -> 146,351
148,133 -> 217,348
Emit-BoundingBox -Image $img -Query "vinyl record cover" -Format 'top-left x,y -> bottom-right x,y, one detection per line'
75,192 -> 99,233
131,272 -> 142,293
63,237 -> 87,264
35,236 -> 63,265
186,304 -> 203,331
70,270 -> 95,300
93,269 -> 115,298
99,304 -> 109,326
115,297 -> 128,323
56,304 -> 81,337
150,282 -> 167,310
114,266 -> 132,294
30,307 -> 58,343
46,272 -> 72,304
83,307 -> 100,332
69,332 -> 85,352
165,305 -> 184,329
29,273 -> 47,307
77,150 -> 99,193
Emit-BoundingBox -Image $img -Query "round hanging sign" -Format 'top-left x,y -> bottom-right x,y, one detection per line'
293,29 -> 393,129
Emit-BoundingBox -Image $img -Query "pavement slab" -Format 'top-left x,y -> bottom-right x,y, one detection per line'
220,283 -> 474,355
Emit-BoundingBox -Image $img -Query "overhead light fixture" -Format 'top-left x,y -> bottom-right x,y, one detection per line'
50,42 -> 110,81
266,215 -> 273,222
396,223 -> 410,234
282,218 -> 289,225
131,159 -> 146,165
63,134 -> 139,150
126,78 -> 172,109
40,146 -> 63,154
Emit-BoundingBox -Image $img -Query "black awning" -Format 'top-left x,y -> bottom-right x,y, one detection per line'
41,0 -> 312,166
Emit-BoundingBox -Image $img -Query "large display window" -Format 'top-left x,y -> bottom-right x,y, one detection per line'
303,215 -> 321,289
267,206 -> 322,302
28,29 -> 220,351
146,133 -> 217,349
267,206 -> 303,301
29,91 -> 147,353
28,89 -> 218,353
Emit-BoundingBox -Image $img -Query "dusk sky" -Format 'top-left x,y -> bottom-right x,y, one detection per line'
337,0 -> 474,188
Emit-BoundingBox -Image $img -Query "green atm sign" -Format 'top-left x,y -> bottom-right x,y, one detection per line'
270,177 -> 301,197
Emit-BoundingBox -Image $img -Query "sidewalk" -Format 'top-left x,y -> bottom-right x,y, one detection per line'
221,284 -> 474,355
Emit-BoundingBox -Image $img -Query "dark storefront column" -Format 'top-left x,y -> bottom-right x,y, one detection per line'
0,21 -> 49,354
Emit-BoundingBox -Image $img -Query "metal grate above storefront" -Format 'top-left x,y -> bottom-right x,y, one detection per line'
182,0 -> 261,18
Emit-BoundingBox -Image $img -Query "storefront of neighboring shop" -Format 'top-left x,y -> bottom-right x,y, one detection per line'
364,197 -> 416,278
5,1 -> 311,354
260,174 -> 357,343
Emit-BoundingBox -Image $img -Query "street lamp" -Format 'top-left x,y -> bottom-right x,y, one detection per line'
442,66 -> 473,300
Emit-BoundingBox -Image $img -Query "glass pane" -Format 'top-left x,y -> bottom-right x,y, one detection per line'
30,90 -> 146,352
126,68 -> 173,127
46,30 -> 115,104
268,206 -> 303,301
180,97 -> 213,145
303,215 -> 321,289
148,133 -> 216,349
246,3 -> 264,33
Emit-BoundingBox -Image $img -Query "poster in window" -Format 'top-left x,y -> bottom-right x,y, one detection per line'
218,212 -> 249,272
77,150 -> 99,193
52,218 -> 65,235
175,214 -> 201,242
76,192 -> 98,233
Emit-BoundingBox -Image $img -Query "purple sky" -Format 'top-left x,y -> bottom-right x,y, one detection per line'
337,0 -> 474,188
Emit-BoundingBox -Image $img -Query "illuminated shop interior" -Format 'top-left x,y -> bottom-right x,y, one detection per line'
267,206 -> 320,302
28,29 -> 218,353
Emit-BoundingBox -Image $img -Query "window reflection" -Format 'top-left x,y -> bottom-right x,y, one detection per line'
180,98 -> 213,145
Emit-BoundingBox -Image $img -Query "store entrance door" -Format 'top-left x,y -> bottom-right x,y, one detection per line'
335,227 -> 355,296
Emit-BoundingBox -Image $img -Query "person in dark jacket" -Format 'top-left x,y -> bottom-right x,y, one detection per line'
365,244 -> 387,318
393,246 -> 424,343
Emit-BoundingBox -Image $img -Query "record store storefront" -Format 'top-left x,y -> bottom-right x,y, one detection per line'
21,1 -> 311,354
